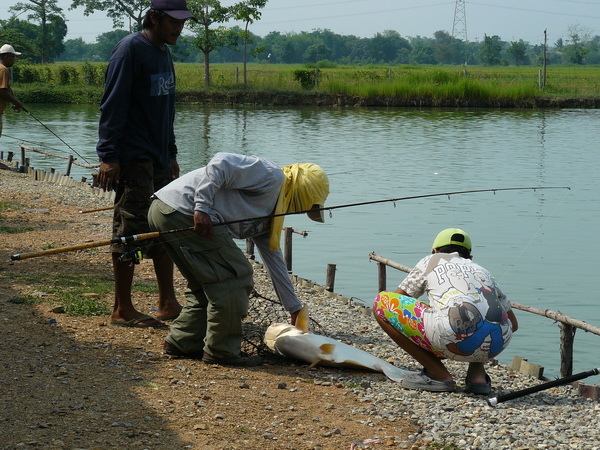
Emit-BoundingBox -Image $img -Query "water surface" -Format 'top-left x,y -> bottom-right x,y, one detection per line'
3,104 -> 599,381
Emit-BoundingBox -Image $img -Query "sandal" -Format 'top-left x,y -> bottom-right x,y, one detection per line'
402,369 -> 456,392
465,374 -> 492,395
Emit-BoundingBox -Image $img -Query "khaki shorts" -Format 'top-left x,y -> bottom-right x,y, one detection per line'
110,158 -> 172,257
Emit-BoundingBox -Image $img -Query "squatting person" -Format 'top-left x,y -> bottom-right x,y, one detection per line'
373,228 -> 518,394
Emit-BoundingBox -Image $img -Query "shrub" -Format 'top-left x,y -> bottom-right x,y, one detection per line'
57,65 -> 79,84
292,69 -> 319,89
81,62 -> 103,86
14,65 -> 41,83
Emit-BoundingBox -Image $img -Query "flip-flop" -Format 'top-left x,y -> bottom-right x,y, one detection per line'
401,370 -> 457,392
110,314 -> 168,329
465,374 -> 492,395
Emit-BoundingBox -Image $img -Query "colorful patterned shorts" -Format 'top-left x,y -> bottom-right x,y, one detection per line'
373,291 -> 441,356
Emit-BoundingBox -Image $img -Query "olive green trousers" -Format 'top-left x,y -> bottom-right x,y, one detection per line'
148,199 -> 253,358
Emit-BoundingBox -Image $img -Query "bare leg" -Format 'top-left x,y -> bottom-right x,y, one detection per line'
110,253 -> 162,327
466,362 -> 489,385
152,252 -> 182,320
374,312 -> 454,382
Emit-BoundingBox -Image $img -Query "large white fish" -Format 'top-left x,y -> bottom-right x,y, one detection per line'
264,306 -> 417,382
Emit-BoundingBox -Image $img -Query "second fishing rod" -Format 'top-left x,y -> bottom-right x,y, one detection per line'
10,185 -> 569,261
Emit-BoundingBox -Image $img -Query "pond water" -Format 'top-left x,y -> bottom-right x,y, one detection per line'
2,104 -> 599,382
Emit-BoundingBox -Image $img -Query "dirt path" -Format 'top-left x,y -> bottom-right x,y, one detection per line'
0,170 -> 419,449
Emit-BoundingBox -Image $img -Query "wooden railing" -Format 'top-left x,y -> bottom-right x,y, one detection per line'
369,251 -> 600,379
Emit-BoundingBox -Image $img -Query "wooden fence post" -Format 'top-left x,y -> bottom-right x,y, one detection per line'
284,226 -> 293,272
66,155 -> 74,176
245,238 -> 255,260
20,145 -> 26,167
560,323 -> 576,378
325,264 -> 336,292
377,261 -> 386,293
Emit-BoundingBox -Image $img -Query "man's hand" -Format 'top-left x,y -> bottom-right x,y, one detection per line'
97,161 -> 120,192
11,101 -> 25,113
170,158 -> 180,180
290,310 -> 299,325
193,210 -> 213,237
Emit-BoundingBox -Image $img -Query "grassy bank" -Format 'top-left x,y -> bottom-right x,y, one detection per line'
12,63 -> 600,107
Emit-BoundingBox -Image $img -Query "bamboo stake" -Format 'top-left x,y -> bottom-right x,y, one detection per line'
509,302 -> 600,337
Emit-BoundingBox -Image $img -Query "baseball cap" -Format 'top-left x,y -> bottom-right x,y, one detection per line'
150,0 -> 197,21
0,44 -> 22,56
432,228 -> 472,252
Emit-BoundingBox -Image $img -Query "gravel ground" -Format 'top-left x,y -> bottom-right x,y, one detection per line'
1,166 -> 599,450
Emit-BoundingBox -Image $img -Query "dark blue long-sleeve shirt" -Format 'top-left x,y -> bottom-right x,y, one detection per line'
96,32 -> 177,171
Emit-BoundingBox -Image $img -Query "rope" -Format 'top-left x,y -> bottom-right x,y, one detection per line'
20,145 -> 100,169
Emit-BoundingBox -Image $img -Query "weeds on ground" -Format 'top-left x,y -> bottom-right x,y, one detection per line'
3,272 -> 157,316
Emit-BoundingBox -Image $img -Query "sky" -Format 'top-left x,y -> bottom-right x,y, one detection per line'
2,0 -> 600,45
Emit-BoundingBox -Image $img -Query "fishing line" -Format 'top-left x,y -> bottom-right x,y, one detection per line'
10,186 -> 570,261
497,187 -> 571,282
24,109 -> 93,165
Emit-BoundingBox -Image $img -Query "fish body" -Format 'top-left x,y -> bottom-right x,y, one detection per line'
264,306 -> 416,382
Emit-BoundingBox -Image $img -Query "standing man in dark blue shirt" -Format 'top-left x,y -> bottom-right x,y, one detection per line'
96,0 -> 196,328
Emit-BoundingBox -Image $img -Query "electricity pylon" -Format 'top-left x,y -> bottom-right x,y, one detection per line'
452,0 -> 468,42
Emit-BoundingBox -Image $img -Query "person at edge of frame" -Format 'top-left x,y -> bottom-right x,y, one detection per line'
373,228 -> 518,395
148,152 -> 330,367
0,44 -> 26,139
95,0 -> 197,328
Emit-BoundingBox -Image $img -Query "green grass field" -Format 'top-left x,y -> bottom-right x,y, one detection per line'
13,62 -> 600,105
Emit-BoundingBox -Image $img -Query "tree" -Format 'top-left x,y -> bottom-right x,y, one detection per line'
0,27 -> 36,62
57,37 -> 94,61
95,29 -> 130,60
9,0 -> 67,63
303,42 -> 331,63
562,24 -> 593,64
479,34 -> 504,65
187,0 -> 237,86
507,40 -> 529,65
433,30 -> 465,64
408,36 -> 436,64
69,0 -> 150,32
0,17 -> 40,61
231,0 -> 267,86
367,30 -> 410,64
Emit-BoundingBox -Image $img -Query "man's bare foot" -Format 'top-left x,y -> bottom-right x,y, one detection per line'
156,302 -> 182,321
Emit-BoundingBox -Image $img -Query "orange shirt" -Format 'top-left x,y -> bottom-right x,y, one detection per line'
0,63 -> 11,115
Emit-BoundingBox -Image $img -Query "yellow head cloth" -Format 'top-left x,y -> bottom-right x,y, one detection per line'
269,163 -> 329,250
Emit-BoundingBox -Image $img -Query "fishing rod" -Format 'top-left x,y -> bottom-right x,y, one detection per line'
23,108 -> 92,165
79,206 -> 114,214
487,367 -> 600,407
10,228 -> 190,261
10,185 -> 570,261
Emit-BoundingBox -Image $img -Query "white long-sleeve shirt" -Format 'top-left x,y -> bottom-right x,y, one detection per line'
154,152 -> 302,314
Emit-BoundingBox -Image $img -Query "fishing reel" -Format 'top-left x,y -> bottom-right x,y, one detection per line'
119,248 -> 143,265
